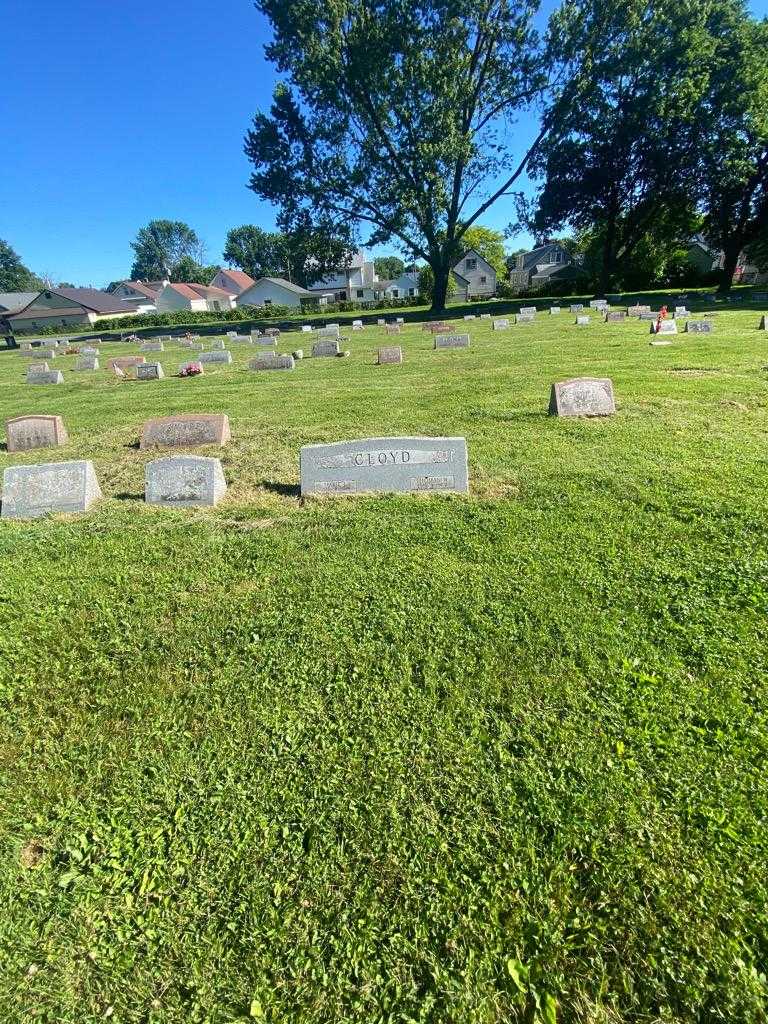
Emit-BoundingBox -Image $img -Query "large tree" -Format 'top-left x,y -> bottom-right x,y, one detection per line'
0,240 -> 42,292
223,226 -> 288,279
130,220 -> 204,280
223,222 -> 351,286
245,0 -> 562,312
374,255 -> 406,281
172,255 -> 222,285
699,12 -> 768,293
527,0 -> 728,294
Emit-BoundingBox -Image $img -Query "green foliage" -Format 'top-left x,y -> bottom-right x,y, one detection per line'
0,239 -> 42,292
460,225 -> 508,278
223,225 -> 288,279
171,255 -> 221,286
130,220 -> 204,281
417,264 -> 457,302
1,311 -> 768,1021
373,255 -> 406,280
246,0 -> 554,309
223,224 -> 351,288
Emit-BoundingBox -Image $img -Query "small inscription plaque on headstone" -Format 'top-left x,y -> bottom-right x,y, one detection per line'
434,333 -> 470,349
145,456 -> 227,508
5,415 -> 68,453
549,378 -> 615,417
300,437 -> 469,496
140,414 -> 231,450
1,460 -> 102,519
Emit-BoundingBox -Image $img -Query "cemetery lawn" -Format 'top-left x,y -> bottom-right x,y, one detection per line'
1,313 -> 768,1023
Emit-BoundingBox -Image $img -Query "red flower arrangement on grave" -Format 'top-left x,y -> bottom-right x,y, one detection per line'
180,362 -> 203,377
655,305 -> 668,333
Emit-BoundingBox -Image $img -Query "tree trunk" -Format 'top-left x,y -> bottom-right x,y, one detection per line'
717,238 -> 742,295
430,259 -> 451,313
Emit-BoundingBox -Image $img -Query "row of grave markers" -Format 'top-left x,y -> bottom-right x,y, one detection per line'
2,378 -> 616,516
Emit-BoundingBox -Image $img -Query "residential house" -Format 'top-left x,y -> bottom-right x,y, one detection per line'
452,249 -> 497,298
378,271 -> 420,299
0,292 -> 39,315
155,283 -> 236,313
6,287 -> 140,333
210,269 -> 256,297
237,277 -> 332,309
305,250 -> 379,302
685,236 -> 718,275
507,241 -> 581,292
108,280 -> 160,311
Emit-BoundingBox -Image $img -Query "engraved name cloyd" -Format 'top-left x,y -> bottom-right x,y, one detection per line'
300,437 -> 469,496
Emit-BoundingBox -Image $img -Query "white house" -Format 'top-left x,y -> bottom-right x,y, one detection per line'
452,249 -> 497,298
378,271 -> 420,299
237,277 -> 332,309
155,283 -> 236,313
305,250 -> 380,302
210,269 -> 255,297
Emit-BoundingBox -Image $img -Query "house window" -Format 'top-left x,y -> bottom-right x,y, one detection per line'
409,288 -> 415,296
480,275 -> 487,284
212,300 -> 221,311
465,258 -> 477,271
555,250 -> 563,263
338,291 -> 347,300
356,289 -> 364,298
392,289 -> 399,298
264,298 -> 272,305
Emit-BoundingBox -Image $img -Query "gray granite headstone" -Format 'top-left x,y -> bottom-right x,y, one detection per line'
28,362 -> 49,373
674,306 -> 689,316
550,306 -> 561,314
516,313 -> 535,324
255,335 -> 277,346
628,305 -> 651,315
570,304 -> 584,313
145,456 -> 227,508
5,415 -> 68,453
198,351 -> 232,364
760,315 -> 767,330
300,437 -> 469,496
605,311 -> 626,322
1,460 -> 101,518
549,378 -> 615,417
652,320 -> 678,335
317,325 -> 340,338
80,346 -> 99,356
576,315 -> 590,325
685,320 -> 714,333
140,414 -> 231,449
137,362 -> 165,380
376,319 -> 385,326
386,324 -> 401,335
75,356 -> 99,371
434,333 -> 470,349
377,346 -> 403,365
589,300 -> 608,309
141,341 -> 164,352
249,353 -> 295,371
27,368 -> 63,384
209,339 -> 225,350
519,306 -> 537,315
36,349 -> 56,360
313,339 -> 341,357
493,319 -> 510,330
639,312 -> 658,321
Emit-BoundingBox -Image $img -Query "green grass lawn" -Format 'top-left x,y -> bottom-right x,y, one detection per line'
1,312 -> 768,1023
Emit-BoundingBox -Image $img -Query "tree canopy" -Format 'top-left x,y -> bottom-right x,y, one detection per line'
130,220 -> 204,281
373,256 -> 406,281
223,223 -> 350,287
460,225 -> 507,277
0,240 -> 43,292
245,0 -> 562,310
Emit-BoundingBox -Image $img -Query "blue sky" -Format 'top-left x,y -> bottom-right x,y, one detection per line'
1,0 -> 766,287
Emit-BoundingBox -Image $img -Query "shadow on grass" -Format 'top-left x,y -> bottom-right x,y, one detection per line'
260,480 -> 300,498
468,410 -> 549,423
115,491 -> 144,501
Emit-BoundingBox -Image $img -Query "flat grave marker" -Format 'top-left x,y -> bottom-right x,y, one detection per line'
549,377 -> 615,417
5,415 -> 68,453
1,460 -> 102,519
145,456 -> 227,508
300,436 -> 469,496
140,413 -> 231,450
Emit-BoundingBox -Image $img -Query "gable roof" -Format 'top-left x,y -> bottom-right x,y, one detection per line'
0,291 -> 38,313
9,288 -> 129,318
246,277 -> 318,297
216,269 -> 255,292
117,280 -> 160,300
454,248 -> 496,272
165,283 -> 231,301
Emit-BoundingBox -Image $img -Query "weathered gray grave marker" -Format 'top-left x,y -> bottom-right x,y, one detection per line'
137,362 -> 165,380
249,353 -> 295,371
27,367 -> 63,384
75,355 -> 99,371
493,319 -> 510,330
300,437 -> 469,496
198,351 -> 232,364
140,414 -> 231,450
313,339 -> 341,357
434,333 -> 470,349
145,456 -> 227,508
652,321 -> 678,335
377,346 -> 403,365
549,378 -> 615,417
576,315 -> 590,325
1,460 -> 102,518
685,320 -> 714,333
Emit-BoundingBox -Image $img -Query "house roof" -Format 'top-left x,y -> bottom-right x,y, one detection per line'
531,262 -> 579,280
250,277 -> 318,297
451,270 -> 471,287
9,306 -> 92,321
165,283 -> 232,301
0,291 -> 38,313
8,288 -> 129,319
217,269 -> 255,292
118,280 -> 160,300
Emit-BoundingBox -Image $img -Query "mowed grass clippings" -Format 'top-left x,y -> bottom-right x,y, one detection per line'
1,313 -> 767,1023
